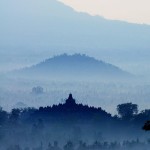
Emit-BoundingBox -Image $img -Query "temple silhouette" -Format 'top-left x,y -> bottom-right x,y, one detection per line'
65,93 -> 76,106
1,93 -> 150,150
33,93 -> 111,125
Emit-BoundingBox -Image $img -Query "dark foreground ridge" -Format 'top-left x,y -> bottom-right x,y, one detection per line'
0,94 -> 150,149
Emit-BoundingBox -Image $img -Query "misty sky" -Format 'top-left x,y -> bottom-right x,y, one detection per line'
60,0 -> 150,24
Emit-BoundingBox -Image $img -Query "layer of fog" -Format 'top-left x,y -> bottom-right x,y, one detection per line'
1,76 -> 150,114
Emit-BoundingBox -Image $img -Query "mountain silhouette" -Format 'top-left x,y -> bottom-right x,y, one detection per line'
1,0 -> 150,73
1,0 -> 150,52
15,54 -> 131,80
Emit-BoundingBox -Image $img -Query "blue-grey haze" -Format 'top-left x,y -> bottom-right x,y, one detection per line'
0,0 -> 150,76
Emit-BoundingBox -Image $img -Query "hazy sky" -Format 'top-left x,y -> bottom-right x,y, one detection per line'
59,0 -> 150,24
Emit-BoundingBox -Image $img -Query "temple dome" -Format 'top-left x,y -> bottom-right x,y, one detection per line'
65,93 -> 76,105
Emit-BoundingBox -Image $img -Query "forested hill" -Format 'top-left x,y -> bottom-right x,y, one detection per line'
13,54 -> 131,80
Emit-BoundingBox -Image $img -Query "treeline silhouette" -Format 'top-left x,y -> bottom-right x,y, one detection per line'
6,139 -> 150,150
0,94 -> 150,149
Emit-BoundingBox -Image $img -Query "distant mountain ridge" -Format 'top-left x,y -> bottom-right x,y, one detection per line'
14,54 -> 131,80
1,0 -> 150,74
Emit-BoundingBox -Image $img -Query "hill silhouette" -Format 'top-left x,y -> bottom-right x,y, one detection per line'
1,0 -> 150,74
14,54 -> 131,80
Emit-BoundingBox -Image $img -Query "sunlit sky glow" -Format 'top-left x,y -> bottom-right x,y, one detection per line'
59,0 -> 150,24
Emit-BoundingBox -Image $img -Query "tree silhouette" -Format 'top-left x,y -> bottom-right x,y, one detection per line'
9,109 -> 20,124
117,103 -> 138,119
0,107 -> 8,125
32,86 -> 44,94
143,120 -> 150,131
64,141 -> 74,150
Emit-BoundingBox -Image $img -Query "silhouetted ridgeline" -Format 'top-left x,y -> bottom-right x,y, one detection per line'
1,0 -> 150,61
11,54 -> 131,80
0,94 -> 150,149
